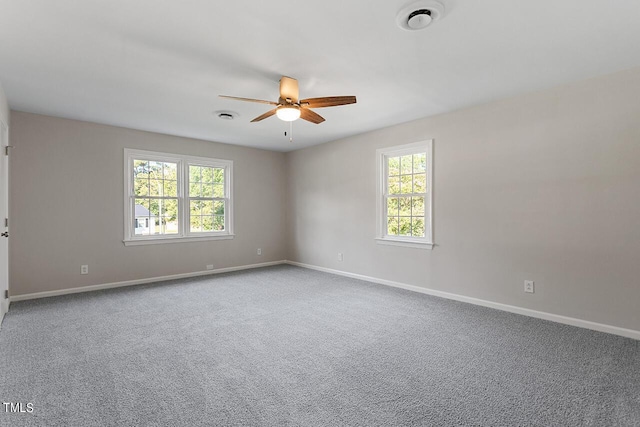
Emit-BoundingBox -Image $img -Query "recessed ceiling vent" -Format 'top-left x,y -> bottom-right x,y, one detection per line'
397,1 -> 445,31
215,111 -> 238,120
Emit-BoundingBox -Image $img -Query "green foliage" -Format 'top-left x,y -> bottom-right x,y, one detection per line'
400,175 -> 413,194
133,160 -> 179,232
413,153 -> 426,172
189,166 -> 225,198
190,200 -> 225,232
385,152 -> 428,238
386,196 -> 426,237
388,157 -> 400,176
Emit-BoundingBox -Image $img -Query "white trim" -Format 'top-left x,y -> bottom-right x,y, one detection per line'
375,238 -> 433,249
285,261 -> 640,341
0,120 -> 8,329
123,234 -> 235,246
376,139 -> 434,249
10,261 -> 286,302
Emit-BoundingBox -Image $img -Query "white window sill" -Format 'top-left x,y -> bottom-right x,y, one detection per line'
124,234 -> 235,246
375,237 -> 433,250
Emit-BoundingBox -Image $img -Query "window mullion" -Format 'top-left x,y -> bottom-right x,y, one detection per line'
180,160 -> 188,237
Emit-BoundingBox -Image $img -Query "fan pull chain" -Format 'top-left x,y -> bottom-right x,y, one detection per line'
289,121 -> 293,143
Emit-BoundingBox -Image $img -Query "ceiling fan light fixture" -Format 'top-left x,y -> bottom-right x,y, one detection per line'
276,105 -> 301,122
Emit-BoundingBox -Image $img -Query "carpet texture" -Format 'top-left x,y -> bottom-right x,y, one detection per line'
0,265 -> 639,426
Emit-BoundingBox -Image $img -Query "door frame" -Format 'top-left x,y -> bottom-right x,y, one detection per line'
0,119 -> 8,326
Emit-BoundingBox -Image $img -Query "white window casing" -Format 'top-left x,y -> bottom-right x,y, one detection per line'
124,149 -> 234,246
376,140 -> 433,249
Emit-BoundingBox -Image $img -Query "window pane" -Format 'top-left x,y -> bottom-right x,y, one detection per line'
134,217 -> 151,235
160,199 -> 178,219
214,201 -> 225,215
148,161 -> 163,179
412,197 -> 425,216
149,179 -> 162,196
213,184 -> 224,198
202,184 -> 214,198
163,180 -> 177,197
201,167 -> 214,184
400,175 -> 413,194
163,162 -> 177,180
412,218 -> 425,237
213,168 -> 225,184
134,178 -> 149,196
201,200 -> 213,215
202,215 -> 214,231
189,166 -> 201,183
190,200 -> 202,216
388,157 -> 400,177
158,217 -> 177,235
387,197 -> 398,217
213,215 -> 225,231
134,160 -> 148,176
399,197 -> 411,216
190,215 -> 202,232
413,173 -> 426,193
189,183 -> 201,197
398,217 -> 412,236
400,155 -> 412,175
387,217 -> 398,235
388,176 -> 400,194
413,153 -> 426,172
135,199 -> 152,235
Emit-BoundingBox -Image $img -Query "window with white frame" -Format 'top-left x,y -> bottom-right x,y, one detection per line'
124,149 -> 233,245
376,140 -> 433,249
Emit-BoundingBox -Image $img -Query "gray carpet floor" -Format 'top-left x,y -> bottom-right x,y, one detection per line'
1,265 -> 639,427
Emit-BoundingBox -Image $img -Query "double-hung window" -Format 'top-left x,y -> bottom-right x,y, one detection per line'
124,149 -> 233,245
376,140 -> 433,249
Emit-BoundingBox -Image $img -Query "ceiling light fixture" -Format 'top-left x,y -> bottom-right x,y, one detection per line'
396,1 -> 445,31
276,105 -> 301,122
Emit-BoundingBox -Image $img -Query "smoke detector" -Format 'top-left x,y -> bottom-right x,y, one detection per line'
397,1 -> 445,31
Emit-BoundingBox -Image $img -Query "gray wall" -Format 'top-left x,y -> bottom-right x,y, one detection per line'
0,83 -> 8,125
9,112 -> 287,295
286,67 -> 640,331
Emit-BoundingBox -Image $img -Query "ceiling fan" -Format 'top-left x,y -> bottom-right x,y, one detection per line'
219,76 -> 356,124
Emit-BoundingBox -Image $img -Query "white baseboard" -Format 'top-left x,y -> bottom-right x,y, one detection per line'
10,261 -> 286,303
285,260 -> 640,341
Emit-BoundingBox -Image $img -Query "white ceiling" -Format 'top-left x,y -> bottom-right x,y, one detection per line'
1,1 -> 640,152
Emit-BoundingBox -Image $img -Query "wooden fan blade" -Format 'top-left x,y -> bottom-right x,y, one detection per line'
219,95 -> 278,106
299,96 -> 357,108
279,76 -> 299,103
299,108 -> 325,124
251,109 -> 277,122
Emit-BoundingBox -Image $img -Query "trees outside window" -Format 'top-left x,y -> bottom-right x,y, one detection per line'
124,149 -> 233,245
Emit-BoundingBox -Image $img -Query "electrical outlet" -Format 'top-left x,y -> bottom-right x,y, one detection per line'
524,280 -> 535,293
80,265 -> 89,275
338,252 -> 343,262
206,264 -> 214,270
257,248 -> 262,256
